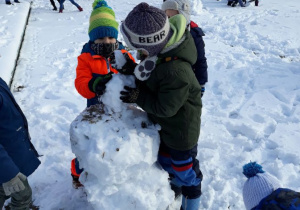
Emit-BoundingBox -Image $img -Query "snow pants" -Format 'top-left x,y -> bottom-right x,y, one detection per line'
71,158 -> 84,177
0,178 -> 32,210
158,141 -> 203,199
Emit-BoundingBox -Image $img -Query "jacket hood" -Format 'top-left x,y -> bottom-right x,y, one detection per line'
159,30 -> 197,66
157,14 -> 197,66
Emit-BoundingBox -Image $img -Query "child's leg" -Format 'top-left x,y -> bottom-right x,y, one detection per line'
158,142 -> 173,174
59,0 -> 65,10
158,142 -> 182,198
50,0 -> 57,10
169,145 -> 202,196
168,145 -> 202,209
71,158 -> 84,189
238,0 -> 245,6
71,158 -> 84,177
69,0 -> 80,8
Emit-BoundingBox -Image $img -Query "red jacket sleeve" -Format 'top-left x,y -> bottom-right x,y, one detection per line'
75,54 -> 96,99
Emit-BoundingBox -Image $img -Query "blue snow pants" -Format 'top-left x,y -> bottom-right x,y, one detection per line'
158,141 -> 203,199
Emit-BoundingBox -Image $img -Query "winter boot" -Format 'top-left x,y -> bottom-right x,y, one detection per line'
53,6 -> 57,11
171,183 -> 182,199
255,0 -> 258,6
59,9 -> 63,13
231,1 -> 238,7
227,1 -> 233,6
181,196 -> 200,210
6,1 -> 12,4
78,6 -> 83,12
14,0 -> 20,3
71,174 -> 83,189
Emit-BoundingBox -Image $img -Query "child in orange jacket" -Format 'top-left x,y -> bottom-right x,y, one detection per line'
72,0 -> 135,188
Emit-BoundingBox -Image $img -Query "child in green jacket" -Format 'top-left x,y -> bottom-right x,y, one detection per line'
120,3 -> 203,210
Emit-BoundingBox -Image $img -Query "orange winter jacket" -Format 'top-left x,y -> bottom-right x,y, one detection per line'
75,42 -> 135,107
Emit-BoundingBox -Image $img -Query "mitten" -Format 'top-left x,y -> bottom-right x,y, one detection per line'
109,51 -> 116,66
134,56 -> 157,81
120,86 -> 140,103
117,53 -> 137,75
201,85 -> 205,98
2,172 -> 27,196
88,73 -> 113,95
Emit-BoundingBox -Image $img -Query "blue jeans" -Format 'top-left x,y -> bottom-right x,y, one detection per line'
59,0 -> 80,10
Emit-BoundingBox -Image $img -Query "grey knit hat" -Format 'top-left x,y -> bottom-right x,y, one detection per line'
162,0 -> 191,24
121,2 -> 171,57
242,162 -> 282,210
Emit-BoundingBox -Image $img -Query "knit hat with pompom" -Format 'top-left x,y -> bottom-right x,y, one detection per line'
242,162 -> 282,210
120,2 -> 171,57
88,0 -> 119,41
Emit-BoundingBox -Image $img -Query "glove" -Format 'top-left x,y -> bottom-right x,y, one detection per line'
117,53 -> 137,75
88,73 -> 113,95
120,86 -> 140,103
2,172 -> 27,196
201,85 -> 205,98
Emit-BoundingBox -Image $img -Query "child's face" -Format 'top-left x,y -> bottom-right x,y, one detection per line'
165,9 -> 179,18
94,37 -> 117,44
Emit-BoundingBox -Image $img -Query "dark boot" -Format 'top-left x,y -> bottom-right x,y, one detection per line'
6,2 -> 12,5
59,8 -> 63,13
227,1 -> 233,6
231,1 -> 238,7
71,174 -> 83,189
78,6 -> 83,12
171,183 -> 182,199
255,0 -> 258,6
14,0 -> 20,3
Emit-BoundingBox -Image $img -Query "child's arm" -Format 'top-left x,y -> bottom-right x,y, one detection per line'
75,55 -> 96,99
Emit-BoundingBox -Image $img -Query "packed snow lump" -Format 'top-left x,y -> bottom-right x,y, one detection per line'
70,74 -> 174,209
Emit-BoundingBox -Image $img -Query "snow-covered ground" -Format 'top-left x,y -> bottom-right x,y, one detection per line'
0,0 -> 299,209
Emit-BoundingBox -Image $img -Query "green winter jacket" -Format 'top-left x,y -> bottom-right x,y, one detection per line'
136,17 -> 202,151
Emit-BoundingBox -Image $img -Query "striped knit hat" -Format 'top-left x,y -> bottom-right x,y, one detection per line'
88,0 -> 119,42
242,162 -> 282,210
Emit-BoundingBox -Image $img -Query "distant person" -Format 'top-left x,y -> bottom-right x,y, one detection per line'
72,0 -> 135,189
5,0 -> 20,5
120,2 -> 203,210
59,0 -> 83,13
162,0 -> 208,98
242,162 -> 300,210
50,0 -> 60,11
227,0 -> 246,7
249,0 -> 259,6
0,77 -> 41,209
